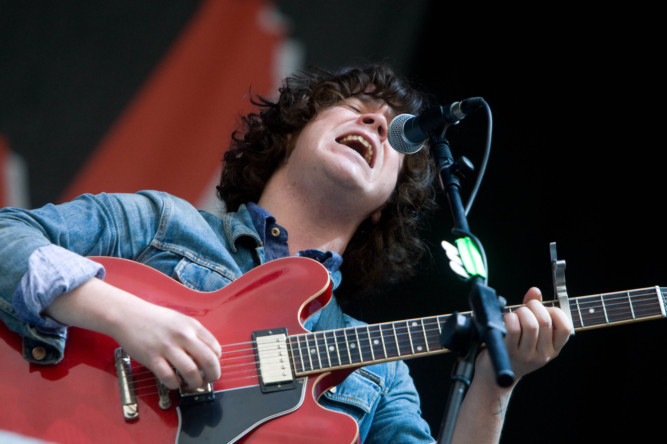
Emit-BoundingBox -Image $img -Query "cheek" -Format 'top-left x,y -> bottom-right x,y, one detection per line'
397,152 -> 406,173
387,152 -> 405,184
377,154 -> 403,201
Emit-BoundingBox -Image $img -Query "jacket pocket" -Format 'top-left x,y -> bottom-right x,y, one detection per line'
173,258 -> 235,292
321,368 -> 383,419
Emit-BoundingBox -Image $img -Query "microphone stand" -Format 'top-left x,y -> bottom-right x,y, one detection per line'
433,135 -> 514,444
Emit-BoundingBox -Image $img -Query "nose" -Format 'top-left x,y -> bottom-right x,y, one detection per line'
360,113 -> 388,141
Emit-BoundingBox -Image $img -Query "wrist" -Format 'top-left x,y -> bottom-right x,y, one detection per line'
44,277 -> 134,338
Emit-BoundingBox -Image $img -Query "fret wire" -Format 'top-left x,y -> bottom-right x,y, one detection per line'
408,321 -> 416,354
421,319 -> 430,352
366,324 -> 381,360
299,336 -> 307,372
306,335 -> 315,370
342,327 -> 352,364
326,330 -> 340,368
405,321 -> 415,355
345,327 -> 361,364
320,332 -> 331,369
342,328 -> 352,364
407,319 -> 425,354
628,290 -> 638,319
306,333 -> 317,370
565,289 -> 665,329
378,324 -> 388,358
606,292 -> 633,323
400,322 -> 412,356
333,329 -> 348,366
335,330 -> 344,366
600,295 -> 610,323
392,323 -> 401,357
317,332 -> 326,367
288,287 -> 666,374
574,298 -> 584,327
580,291 -> 661,325
366,325 -> 376,361
579,296 -> 606,326
331,331 -> 343,365
354,327 -> 366,363
288,336 -> 297,373
612,302 -> 631,321
313,333 -> 324,369
380,323 -> 397,358
424,317 -> 437,351
426,317 -> 442,351
364,327 -> 373,361
291,336 -> 303,373
618,297 -> 634,319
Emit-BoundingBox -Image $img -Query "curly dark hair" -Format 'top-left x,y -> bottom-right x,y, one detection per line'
217,63 -> 438,300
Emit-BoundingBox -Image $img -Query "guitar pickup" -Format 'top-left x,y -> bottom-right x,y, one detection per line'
252,328 -> 296,392
178,382 -> 215,406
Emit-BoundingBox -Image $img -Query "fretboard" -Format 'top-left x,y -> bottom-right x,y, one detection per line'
288,286 -> 666,375
558,286 -> 666,331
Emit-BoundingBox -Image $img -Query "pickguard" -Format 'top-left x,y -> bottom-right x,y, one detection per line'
177,378 -> 307,443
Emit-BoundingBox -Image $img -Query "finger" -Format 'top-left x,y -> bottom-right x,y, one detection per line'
166,348 -> 204,389
151,357 -> 183,390
197,324 -> 222,359
513,305 -> 540,354
525,298 -> 555,356
188,337 -> 222,383
522,286 -> 543,304
547,306 -> 573,348
503,311 -> 522,352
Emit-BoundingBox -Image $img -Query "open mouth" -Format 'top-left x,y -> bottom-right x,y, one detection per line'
336,134 -> 374,167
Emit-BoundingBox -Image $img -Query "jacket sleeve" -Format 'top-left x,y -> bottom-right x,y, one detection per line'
0,192 -> 163,363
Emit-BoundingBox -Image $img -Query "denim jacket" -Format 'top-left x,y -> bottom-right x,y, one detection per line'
0,191 -> 433,443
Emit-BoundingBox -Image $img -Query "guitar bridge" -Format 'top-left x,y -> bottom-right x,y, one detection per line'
114,348 -> 139,421
253,328 -> 296,392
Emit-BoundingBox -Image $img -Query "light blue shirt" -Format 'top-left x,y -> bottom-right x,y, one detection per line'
0,191 -> 434,443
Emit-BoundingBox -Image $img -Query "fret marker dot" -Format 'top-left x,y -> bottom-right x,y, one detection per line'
328,345 -> 335,352
417,346 -> 423,352
411,322 -> 418,327
351,343 -> 357,349
373,339 -> 379,345
310,348 -> 316,354
589,308 -> 595,314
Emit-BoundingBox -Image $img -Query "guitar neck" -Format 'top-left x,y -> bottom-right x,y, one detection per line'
288,286 -> 667,376
548,285 -> 667,331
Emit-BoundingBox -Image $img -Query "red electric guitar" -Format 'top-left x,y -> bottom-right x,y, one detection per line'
0,256 -> 665,443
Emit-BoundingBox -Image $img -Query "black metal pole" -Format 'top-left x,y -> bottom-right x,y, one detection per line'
433,135 -> 513,443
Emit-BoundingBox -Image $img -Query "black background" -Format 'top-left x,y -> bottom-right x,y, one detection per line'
2,1 -> 665,442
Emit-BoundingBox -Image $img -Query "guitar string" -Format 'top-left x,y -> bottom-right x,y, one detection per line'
122,290 -> 663,399
126,291 -> 661,385
126,290 -> 664,391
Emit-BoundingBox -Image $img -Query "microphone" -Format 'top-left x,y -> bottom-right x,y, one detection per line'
388,97 -> 485,154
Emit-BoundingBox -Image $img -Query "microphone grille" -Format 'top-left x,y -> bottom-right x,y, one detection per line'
388,114 -> 423,154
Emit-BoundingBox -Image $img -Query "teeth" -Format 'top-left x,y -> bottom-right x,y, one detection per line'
338,135 -> 373,166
